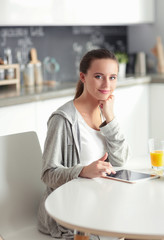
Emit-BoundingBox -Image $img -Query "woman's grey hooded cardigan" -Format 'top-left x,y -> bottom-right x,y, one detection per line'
37,100 -> 130,239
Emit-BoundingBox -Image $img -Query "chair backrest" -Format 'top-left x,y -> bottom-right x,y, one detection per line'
0,131 -> 45,236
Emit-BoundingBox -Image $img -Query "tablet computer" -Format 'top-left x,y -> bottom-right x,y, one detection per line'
105,169 -> 159,183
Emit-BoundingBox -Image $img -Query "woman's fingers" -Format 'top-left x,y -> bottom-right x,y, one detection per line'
99,95 -> 115,123
98,160 -> 116,175
99,95 -> 114,106
79,153 -> 116,178
99,152 -> 108,161
100,168 -> 113,177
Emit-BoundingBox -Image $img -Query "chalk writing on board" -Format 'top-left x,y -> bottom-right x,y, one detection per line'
0,27 -> 45,64
0,27 -> 45,46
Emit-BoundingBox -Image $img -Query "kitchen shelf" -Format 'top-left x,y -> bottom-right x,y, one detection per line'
0,64 -> 20,90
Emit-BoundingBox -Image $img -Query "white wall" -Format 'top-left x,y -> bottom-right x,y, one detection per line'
128,0 -> 164,70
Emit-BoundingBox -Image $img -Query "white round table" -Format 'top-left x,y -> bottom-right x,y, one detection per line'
45,157 -> 164,240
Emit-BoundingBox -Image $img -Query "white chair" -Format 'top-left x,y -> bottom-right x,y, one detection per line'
0,131 -> 52,240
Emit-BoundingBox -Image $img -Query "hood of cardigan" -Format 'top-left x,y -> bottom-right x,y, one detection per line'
48,100 -> 77,126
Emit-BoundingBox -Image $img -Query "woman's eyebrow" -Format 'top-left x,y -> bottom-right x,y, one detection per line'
94,72 -> 117,76
94,72 -> 104,75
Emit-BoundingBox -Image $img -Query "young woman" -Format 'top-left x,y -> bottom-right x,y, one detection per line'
38,49 -> 130,239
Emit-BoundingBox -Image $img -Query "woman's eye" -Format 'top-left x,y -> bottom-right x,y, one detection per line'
95,75 -> 102,79
110,76 -> 116,80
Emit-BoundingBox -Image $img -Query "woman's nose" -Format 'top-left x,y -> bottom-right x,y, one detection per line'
103,77 -> 110,88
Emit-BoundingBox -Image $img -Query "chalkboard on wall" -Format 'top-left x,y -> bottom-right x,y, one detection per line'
0,26 -> 127,82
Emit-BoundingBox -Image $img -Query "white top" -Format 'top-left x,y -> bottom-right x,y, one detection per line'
45,156 -> 164,239
76,110 -> 107,165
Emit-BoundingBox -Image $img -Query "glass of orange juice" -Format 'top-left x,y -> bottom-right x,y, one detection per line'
148,138 -> 164,170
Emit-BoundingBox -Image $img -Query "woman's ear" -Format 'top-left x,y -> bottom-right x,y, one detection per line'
80,72 -> 85,83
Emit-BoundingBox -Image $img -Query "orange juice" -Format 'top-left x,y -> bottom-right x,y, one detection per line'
150,150 -> 164,167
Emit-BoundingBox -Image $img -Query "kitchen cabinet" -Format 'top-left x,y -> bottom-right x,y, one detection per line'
0,95 -> 73,150
0,102 -> 36,136
0,0 -> 154,26
63,0 -> 155,25
149,84 -> 164,140
115,84 -> 149,157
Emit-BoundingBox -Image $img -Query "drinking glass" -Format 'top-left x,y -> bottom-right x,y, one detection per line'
148,138 -> 164,170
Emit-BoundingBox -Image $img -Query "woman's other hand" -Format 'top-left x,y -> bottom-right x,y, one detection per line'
79,152 -> 116,179
99,95 -> 115,123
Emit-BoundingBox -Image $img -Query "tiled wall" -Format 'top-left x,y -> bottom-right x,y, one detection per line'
0,26 -> 127,82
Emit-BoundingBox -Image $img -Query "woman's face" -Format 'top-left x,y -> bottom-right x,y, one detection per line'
80,58 -> 118,101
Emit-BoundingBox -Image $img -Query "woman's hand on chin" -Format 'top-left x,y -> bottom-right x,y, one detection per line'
99,95 -> 115,123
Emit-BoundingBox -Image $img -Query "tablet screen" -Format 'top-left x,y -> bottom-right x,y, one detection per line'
106,169 -> 159,183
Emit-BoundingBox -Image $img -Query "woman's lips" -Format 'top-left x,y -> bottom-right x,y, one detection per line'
98,90 -> 110,94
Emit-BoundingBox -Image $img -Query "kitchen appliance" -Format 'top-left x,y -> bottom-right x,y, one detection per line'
4,48 -> 15,79
43,57 -> 60,85
126,53 -> 147,75
0,69 -> 5,80
23,63 -> 35,87
4,48 -> 12,64
134,52 -> 146,75
30,48 -> 43,86
126,53 -> 136,74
